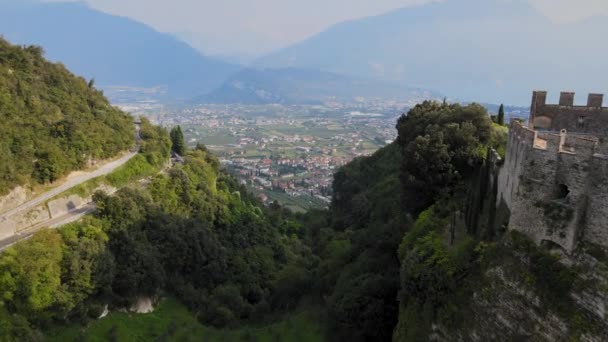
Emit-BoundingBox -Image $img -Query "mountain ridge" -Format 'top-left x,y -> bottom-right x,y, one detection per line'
255,0 -> 608,104
0,1 -> 240,99
200,67 -> 441,105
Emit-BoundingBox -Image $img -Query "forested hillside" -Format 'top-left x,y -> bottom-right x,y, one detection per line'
0,37 -> 320,341
290,101 -> 506,341
0,38 -> 134,194
2,84 -> 600,341
0,125 -> 320,339
1,37 -> 596,340
0,100 -> 507,341
305,100 -> 605,341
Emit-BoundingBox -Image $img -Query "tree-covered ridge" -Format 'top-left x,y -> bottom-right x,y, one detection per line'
0,37 -> 134,194
0,129 -> 316,339
292,101 -> 506,341
0,97 -> 512,341
396,101 -> 498,215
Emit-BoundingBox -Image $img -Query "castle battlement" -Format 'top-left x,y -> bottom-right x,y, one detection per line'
529,91 -> 608,136
497,91 -> 608,254
532,91 -> 605,110
510,119 -> 601,158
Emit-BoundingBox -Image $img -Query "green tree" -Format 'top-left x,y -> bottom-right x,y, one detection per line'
33,144 -> 68,184
0,230 -> 64,314
396,101 -> 492,215
497,104 -> 505,126
58,221 -> 110,312
170,126 -> 186,156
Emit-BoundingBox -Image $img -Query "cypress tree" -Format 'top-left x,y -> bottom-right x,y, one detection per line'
497,104 -> 505,126
170,126 -> 186,156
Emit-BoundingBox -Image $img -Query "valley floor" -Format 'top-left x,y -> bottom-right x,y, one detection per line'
45,298 -> 326,342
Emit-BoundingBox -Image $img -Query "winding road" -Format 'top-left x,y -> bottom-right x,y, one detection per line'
0,151 -> 138,250
0,204 -> 96,252
0,151 -> 137,221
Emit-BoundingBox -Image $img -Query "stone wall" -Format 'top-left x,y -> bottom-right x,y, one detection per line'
529,91 -> 608,136
47,195 -> 86,219
497,119 -> 608,253
497,121 -> 534,211
584,155 -> 608,247
464,148 -> 504,238
0,184 -> 116,241
0,204 -> 50,240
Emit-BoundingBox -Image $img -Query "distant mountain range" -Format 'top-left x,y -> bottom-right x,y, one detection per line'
0,1 -> 239,99
3,0 -> 604,105
0,1 -> 438,104
255,0 -> 608,104
200,68 -> 441,105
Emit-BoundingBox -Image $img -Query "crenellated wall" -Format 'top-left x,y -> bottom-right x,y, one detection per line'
436,90 -> 608,341
497,117 -> 608,253
529,91 -> 608,136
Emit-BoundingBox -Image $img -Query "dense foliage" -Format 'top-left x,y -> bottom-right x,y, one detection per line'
293,101 -> 501,341
0,129 -> 315,339
0,86 -> 523,342
394,206 -> 483,341
392,102 -> 507,340
0,41 -> 316,339
0,38 -> 134,194
396,101 -> 494,215
305,143 -> 405,341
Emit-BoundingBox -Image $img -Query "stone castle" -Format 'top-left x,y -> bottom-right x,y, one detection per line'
497,91 -> 608,253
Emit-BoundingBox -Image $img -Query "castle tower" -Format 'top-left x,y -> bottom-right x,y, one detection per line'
558,92 -> 575,106
498,91 -> 608,254
588,94 -> 604,108
528,91 -> 547,130
527,91 -> 608,134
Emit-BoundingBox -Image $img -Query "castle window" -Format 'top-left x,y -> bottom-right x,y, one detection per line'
553,183 -> 570,199
578,116 -> 585,128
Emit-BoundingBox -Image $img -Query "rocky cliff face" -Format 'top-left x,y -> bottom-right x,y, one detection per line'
427,243 -> 608,341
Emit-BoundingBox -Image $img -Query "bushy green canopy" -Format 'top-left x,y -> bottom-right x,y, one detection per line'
0,38 -> 134,193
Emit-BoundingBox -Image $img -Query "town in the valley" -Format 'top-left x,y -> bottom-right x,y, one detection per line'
121,99 -> 526,212
124,100 -> 416,211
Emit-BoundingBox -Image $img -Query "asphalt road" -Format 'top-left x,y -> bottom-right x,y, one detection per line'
0,151 -> 137,222
0,151 -> 138,251
0,204 -> 96,252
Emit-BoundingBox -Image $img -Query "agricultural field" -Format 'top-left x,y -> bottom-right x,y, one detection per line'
140,103 -> 405,210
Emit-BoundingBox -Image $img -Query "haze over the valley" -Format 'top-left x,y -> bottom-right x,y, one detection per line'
5,0 -> 607,104
43,0 -> 608,56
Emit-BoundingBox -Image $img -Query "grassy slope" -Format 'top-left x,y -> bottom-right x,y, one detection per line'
46,298 -> 325,342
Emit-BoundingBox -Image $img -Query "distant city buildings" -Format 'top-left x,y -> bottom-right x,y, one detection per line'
122,99 -> 526,210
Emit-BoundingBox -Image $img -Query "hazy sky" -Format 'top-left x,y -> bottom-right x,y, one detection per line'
47,0 -> 608,56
